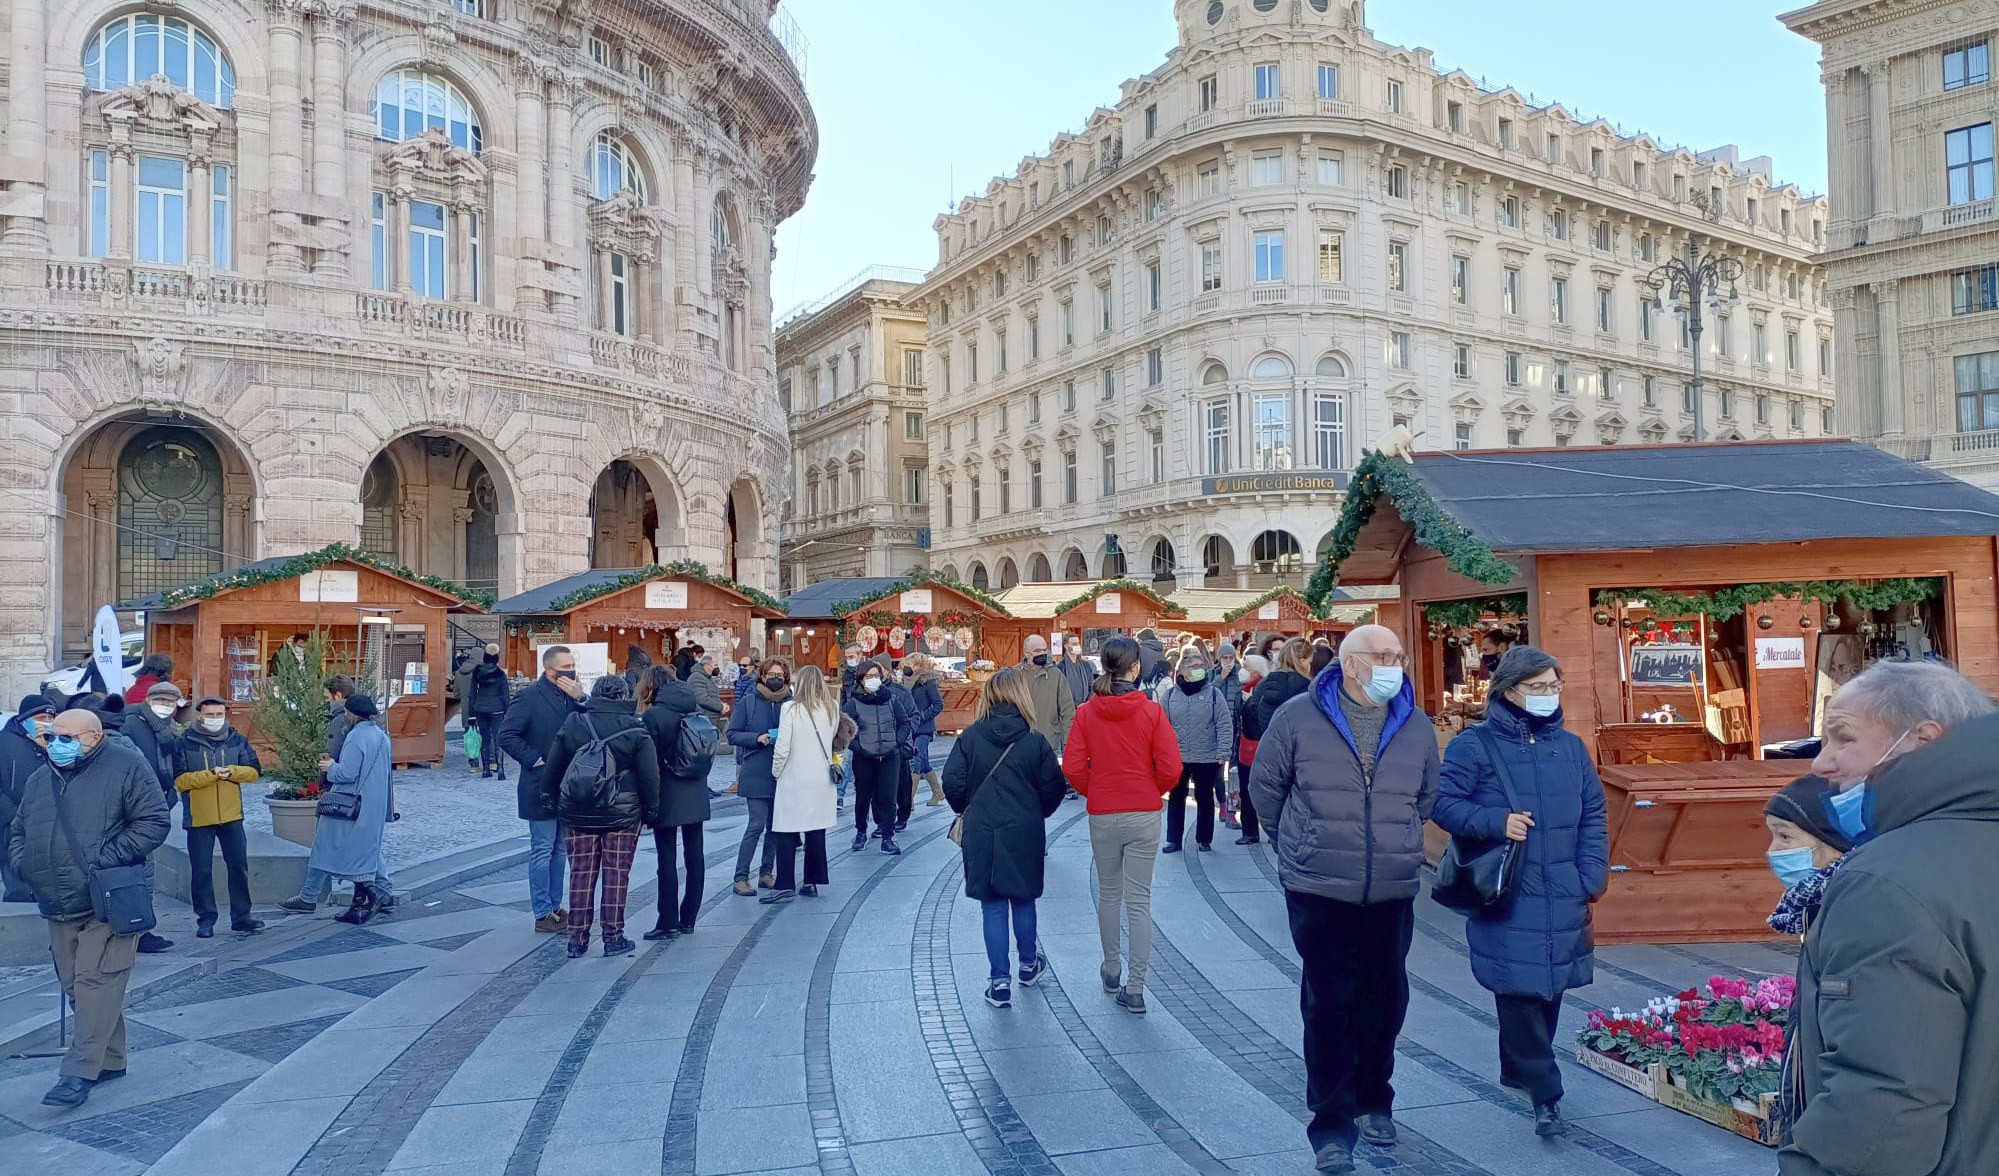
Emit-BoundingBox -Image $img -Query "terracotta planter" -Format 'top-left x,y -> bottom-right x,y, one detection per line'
265,796 -> 320,847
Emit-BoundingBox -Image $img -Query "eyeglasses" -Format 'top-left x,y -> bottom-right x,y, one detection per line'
1350,650 -> 1406,668
1515,680 -> 1563,696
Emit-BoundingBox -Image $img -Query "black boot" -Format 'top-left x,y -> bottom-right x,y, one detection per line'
335,882 -> 378,925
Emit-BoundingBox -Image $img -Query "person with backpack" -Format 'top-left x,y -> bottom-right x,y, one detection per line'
543,674 -> 661,959
467,644 -> 511,780
843,659 -> 916,856
639,665 -> 715,940
945,667 -> 1069,1009
725,657 -> 789,896
766,666 -> 842,904
1160,647 -> 1234,854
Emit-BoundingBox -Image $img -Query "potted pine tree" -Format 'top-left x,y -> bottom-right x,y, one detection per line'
256,630 -> 331,846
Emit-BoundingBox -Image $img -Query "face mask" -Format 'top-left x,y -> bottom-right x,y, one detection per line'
1184,669 -> 1208,683
1361,666 -> 1404,705
846,657 -> 860,668
1768,847 -> 1818,888
1068,649 -> 1082,660
31,718 -> 52,739
1826,783 -> 1869,841
764,676 -> 787,692
1032,654 -> 1049,667
150,703 -> 176,720
1521,693 -> 1561,718
862,678 -> 882,693
1480,654 -> 1501,674
200,717 -> 226,734
555,670 -> 577,682
46,736 -> 80,767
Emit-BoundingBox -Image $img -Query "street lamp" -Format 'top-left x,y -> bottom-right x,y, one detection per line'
1640,200 -> 1743,444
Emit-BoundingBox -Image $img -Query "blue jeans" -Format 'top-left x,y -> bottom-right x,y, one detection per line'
839,753 -> 853,800
912,734 -> 935,776
527,819 -> 567,918
981,897 -> 1038,980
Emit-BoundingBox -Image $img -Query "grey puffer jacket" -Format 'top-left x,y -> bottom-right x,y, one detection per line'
1160,680 -> 1234,765
686,665 -> 723,721
1247,667 -> 1438,905
7,741 -> 171,923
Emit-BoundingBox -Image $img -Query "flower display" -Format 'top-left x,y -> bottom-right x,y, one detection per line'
1579,975 -> 1795,1106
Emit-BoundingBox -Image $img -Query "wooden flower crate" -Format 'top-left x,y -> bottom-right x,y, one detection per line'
1575,1049 -> 1660,1100
1655,1068 -> 1782,1147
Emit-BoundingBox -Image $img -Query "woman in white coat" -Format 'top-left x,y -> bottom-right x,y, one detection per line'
764,665 -> 841,904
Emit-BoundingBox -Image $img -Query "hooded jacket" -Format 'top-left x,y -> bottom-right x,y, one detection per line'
641,675 -> 715,828
172,724 -> 261,828
944,703 -> 1067,901
1136,631 -> 1169,689
843,676 -> 915,760
7,740 -> 170,923
542,696 -> 661,833
1243,669 -> 1311,742
1061,686 -> 1182,815
1246,667 -> 1438,905
467,661 -> 511,715
908,667 -> 946,738
0,713 -> 44,864
1780,711 -> 1999,1176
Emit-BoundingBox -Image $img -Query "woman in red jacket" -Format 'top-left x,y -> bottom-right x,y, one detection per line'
1063,635 -> 1182,1014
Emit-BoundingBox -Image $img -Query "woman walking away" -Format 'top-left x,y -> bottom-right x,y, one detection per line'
1760,774 -> 1854,1145
907,654 -> 948,806
1432,646 -> 1608,1138
639,666 -> 713,940
544,675 -> 661,959
843,660 -> 916,855
1160,647 -> 1233,853
946,668 -> 1069,1009
766,667 -> 842,904
1064,636 -> 1182,1014
468,644 -> 511,780
724,658 -> 790,894
1239,639 -> 1314,846
293,696 -> 394,924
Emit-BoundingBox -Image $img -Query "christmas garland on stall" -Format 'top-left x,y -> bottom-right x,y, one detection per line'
835,608 -> 985,648
538,560 -> 784,614
1053,578 -> 1188,619
1220,585 -> 1308,625
822,569 -> 1012,620
1306,449 -> 1516,611
1591,578 -> 1942,621
1421,595 -> 1530,633
156,542 -> 494,610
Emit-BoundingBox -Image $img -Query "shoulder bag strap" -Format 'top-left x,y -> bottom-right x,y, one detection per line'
1469,724 -> 1522,814
807,708 -> 834,762
965,741 -> 1015,812
50,777 -> 101,871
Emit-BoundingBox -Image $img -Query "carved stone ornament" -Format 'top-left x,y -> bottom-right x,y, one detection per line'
713,245 -> 750,306
589,188 -> 667,255
420,14 -> 458,64
99,75 -> 224,133
380,128 -> 488,187
132,337 -> 189,406
428,366 -> 470,425
631,401 -> 666,445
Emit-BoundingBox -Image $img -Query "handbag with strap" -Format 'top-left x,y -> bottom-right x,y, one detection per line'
949,742 -> 1014,847
1431,725 -> 1527,919
807,710 -> 842,789
50,778 -> 156,936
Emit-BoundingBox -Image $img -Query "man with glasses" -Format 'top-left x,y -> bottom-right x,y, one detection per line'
1248,624 -> 1438,1174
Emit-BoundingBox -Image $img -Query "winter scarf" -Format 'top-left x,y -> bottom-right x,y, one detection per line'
1768,856 -> 1848,937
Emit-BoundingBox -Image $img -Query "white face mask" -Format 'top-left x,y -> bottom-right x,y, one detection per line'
846,657 -> 861,668
199,716 -> 226,734
150,703 -> 176,720
862,678 -> 882,693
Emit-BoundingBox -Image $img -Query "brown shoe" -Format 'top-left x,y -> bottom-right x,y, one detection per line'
758,873 -> 777,890
725,782 -> 739,795
733,880 -> 755,897
534,914 -> 563,933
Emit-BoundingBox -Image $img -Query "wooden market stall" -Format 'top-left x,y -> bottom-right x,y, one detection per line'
1167,585 -> 1378,647
1311,440 -> 1999,942
120,544 -> 486,768
987,580 -> 1186,659
778,573 -> 1012,733
493,565 -> 783,709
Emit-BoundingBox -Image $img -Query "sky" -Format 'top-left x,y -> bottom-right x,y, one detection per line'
768,0 -> 1830,317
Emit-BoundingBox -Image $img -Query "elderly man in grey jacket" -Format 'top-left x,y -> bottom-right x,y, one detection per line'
1248,624 -> 1437,1174
1019,636 -> 1078,754
7,709 -> 170,1109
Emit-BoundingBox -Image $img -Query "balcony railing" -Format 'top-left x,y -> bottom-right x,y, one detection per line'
1318,98 -> 1355,118
1921,198 -> 1998,234
47,262 -> 267,312
1250,285 -> 1288,305
1246,98 -> 1286,118
355,293 -> 529,349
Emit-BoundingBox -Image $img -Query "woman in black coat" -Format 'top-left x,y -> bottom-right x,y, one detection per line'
639,665 -> 714,941
943,667 -> 1068,1010
543,675 -> 661,960
1238,637 -> 1315,843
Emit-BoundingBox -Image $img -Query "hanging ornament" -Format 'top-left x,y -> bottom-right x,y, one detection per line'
1592,609 -> 1611,626
1823,614 -> 1841,631
1757,615 -> 1774,630
1859,620 -> 1878,638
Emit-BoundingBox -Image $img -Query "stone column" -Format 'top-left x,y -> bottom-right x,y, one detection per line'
107,144 -> 134,261
1,0 -> 48,250
309,3 -> 352,277
635,252 -> 654,342
546,76 -> 579,321
450,202 -> 473,301
691,149 -> 715,299
512,62 -> 546,315
267,0 -> 309,273
672,143 -> 696,346
189,149 -> 214,267
390,187 -> 412,293
1823,68 -> 1855,240
1864,62 -> 1895,224
595,243 -> 615,331
1875,280 -> 1903,436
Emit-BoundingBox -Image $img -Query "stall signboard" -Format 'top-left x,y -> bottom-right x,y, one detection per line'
899,589 -> 933,613
534,641 -> 609,691
643,581 -> 690,610
1753,637 -> 1807,670
1259,601 -> 1282,621
300,569 -> 360,602
1631,643 -> 1702,687
1096,593 -> 1122,614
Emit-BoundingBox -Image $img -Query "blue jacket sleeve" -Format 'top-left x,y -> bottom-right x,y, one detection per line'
496,697 -> 537,768
1432,731 -> 1510,843
1577,748 -> 1611,899
726,696 -> 761,752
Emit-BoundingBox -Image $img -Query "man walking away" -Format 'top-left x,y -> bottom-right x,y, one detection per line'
1248,624 -> 1437,1174
495,646 -> 584,932
1019,637 -> 1078,762
1782,662 -> 1999,1176
6,709 -> 169,1108
638,665 -> 712,939
467,644 -> 511,780
0,696 -> 52,902
172,699 -> 265,937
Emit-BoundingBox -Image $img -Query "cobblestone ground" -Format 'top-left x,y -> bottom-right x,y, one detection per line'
0,773 -> 1794,1176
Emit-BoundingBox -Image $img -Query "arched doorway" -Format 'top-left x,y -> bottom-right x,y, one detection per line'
969,561 -> 990,591
1148,537 -> 1176,585
359,453 -> 399,561
726,477 -> 766,586
1202,535 -> 1235,584
588,458 -> 684,569
1250,529 -> 1304,588
998,557 -> 1020,590
359,433 -> 517,596
940,563 -> 961,581
1026,553 -> 1052,583
1061,548 -> 1089,581
115,426 -> 226,602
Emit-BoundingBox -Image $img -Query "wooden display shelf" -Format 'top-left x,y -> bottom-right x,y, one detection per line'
1595,761 -> 1796,943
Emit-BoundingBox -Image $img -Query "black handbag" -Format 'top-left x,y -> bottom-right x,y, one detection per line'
1432,725 -> 1526,919
51,781 -> 156,936
317,786 -> 363,821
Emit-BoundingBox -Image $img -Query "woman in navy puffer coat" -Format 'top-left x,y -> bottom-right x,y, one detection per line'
1433,646 -> 1608,1138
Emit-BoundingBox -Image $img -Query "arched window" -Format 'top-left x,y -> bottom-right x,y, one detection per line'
1252,354 -> 1294,380
970,562 -> 991,591
1062,548 -> 1090,582
84,13 -> 236,108
1316,354 -> 1348,379
1027,553 -> 1052,583
359,454 -> 399,560
712,194 -> 737,253
1251,530 -> 1303,573
1150,538 -> 1177,582
998,558 -> 1020,590
1203,535 -> 1233,579
117,426 -> 224,600
373,70 -> 484,154
591,133 -> 647,201
1200,361 -> 1228,385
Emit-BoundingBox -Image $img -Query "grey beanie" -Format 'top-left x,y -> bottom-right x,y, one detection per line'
1488,645 -> 1562,700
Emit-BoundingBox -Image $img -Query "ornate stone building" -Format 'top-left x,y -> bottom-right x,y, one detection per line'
775,268 -> 931,592
1783,0 -> 1999,489
0,0 -> 814,687
914,0 -> 1834,593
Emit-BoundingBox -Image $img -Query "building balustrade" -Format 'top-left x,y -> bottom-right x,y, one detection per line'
46,261 -> 269,313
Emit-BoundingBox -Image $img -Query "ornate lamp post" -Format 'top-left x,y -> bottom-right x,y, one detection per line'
1641,202 -> 1743,444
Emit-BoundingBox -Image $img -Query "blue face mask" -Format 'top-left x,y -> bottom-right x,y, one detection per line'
1361,666 -> 1404,705
46,736 -> 81,768
1768,846 -> 1818,888
1826,783 -> 1869,841
30,717 -> 52,739
1521,693 -> 1562,718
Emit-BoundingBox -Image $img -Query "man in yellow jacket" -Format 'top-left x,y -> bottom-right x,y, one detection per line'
172,698 -> 265,937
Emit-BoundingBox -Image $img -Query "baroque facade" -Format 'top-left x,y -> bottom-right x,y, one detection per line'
913,0 -> 1835,594
0,0 -> 814,688
775,268 -> 930,592
1783,0 -> 1999,489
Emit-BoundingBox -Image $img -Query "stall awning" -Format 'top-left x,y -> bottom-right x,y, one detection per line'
117,545 -> 489,612
782,578 -> 909,620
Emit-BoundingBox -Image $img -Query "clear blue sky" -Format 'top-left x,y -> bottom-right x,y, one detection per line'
770,0 -> 1829,315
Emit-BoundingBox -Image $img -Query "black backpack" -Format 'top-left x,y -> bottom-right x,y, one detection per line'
558,717 -> 618,811
666,713 -> 719,778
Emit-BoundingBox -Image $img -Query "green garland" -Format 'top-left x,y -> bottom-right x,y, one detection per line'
540,560 -> 783,614
157,542 -> 493,610
823,569 -> 1013,620
1220,585 -> 1307,624
1054,578 -> 1188,619
1592,578 -> 1942,621
1421,595 -> 1530,630
1306,449 -> 1517,611
834,608 -> 984,646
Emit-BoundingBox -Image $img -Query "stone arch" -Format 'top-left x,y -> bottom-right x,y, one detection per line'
1100,537 -> 1128,580
572,108 -> 674,204
1250,529 -> 1305,586
997,556 -> 1020,590
1249,351 -> 1294,381
1026,552 -> 1053,583
590,453 -> 688,568
359,428 -> 523,596
725,475 -> 772,587
344,40 -> 513,155
1146,535 -> 1177,584
54,0 -> 267,98
1315,352 -> 1351,379
1199,359 -> 1230,385
968,560 -> 990,591
1061,547 -> 1089,582
1200,533 -> 1236,582
940,563 -> 961,582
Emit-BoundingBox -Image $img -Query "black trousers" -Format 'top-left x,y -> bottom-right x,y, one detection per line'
1496,993 -> 1565,1106
187,820 -> 253,929
472,712 -> 506,774
1236,754 -> 1261,838
772,829 -> 829,890
852,753 -> 900,839
897,765 -> 916,824
1164,762 -> 1222,848
652,823 -> 704,931
1285,890 -> 1415,1152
